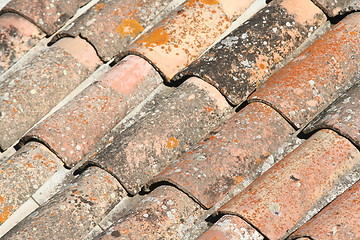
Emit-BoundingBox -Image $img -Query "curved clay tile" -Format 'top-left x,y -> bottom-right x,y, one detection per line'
0,13 -> 45,75
1,0 -> 91,35
175,0 -> 326,105
219,129 -> 360,239
24,55 -> 162,168
59,0 -> 174,61
147,102 -> 295,208
128,0 -> 256,80
303,82 -> 360,148
0,37 -> 101,151
249,13 -> 360,128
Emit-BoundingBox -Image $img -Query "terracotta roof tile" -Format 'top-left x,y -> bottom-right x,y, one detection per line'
88,77 -> 232,195
59,0 -> 174,61
1,0 -> 91,35
249,12 -> 360,128
2,167 -> 126,239
304,82 -> 360,148
1,0 -> 359,238
0,142 -> 63,225
148,102 -> 295,208
312,0 -> 360,17
0,37 -> 100,151
0,13 -> 45,75
196,215 -> 264,240
24,55 -> 162,168
289,180 -> 360,240
97,186 -> 205,239
175,0 -> 327,105
219,129 -> 360,239
129,0 -> 256,80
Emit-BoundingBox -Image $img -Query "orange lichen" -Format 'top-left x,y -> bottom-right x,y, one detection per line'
166,137 -> 179,149
234,176 -> 243,184
115,19 -> 144,38
138,27 -> 169,47
204,107 -> 213,112
95,3 -> 105,11
0,196 -> 4,203
0,206 -> 14,223
201,0 -> 219,5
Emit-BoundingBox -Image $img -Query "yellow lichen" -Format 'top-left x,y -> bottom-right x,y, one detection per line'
116,19 -> 144,38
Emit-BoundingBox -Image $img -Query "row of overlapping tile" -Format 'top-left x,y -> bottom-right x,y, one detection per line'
0,0 -> 359,239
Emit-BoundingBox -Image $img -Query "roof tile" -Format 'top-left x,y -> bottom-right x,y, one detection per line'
24,55 -> 162,168
0,142 -> 63,225
88,77 -> 232,195
289,180 -> 360,240
0,37 -> 100,151
1,0 -> 91,35
249,12 -> 360,128
304,82 -> 360,148
148,102 -> 294,208
2,167 -> 126,239
60,0 -> 173,61
98,186 -> 205,239
0,13 -> 45,75
175,0 -> 326,105
197,215 -> 264,240
219,129 -> 360,239
312,0 -> 360,17
129,0 -> 256,80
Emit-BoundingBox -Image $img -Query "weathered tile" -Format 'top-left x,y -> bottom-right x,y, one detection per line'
290,180 -> 360,240
60,0 -> 174,61
249,13 -> 360,128
148,102 -> 294,208
0,36 -> 101,151
129,0 -> 256,80
88,77 -> 232,195
303,82 -> 360,148
219,129 -> 360,240
175,0 -> 326,105
0,142 -> 63,225
197,215 -> 264,240
0,13 -> 45,75
312,0 -> 360,17
2,167 -> 126,239
25,55 -> 162,168
97,186 -> 205,239
1,0 -> 91,35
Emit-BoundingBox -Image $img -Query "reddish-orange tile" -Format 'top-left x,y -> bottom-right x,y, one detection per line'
219,129 -> 360,239
98,186 -> 205,239
249,13 -> 360,128
1,0 -> 91,35
197,215 -> 264,240
0,37 -> 101,151
129,0 -> 256,80
59,0 -> 173,61
0,142 -> 63,225
148,102 -> 294,208
290,180 -> 360,240
2,167 -> 126,239
0,13 -> 45,74
175,0 -> 326,105
312,0 -> 359,17
304,82 -> 360,147
87,77 -> 232,195
25,55 -> 162,168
